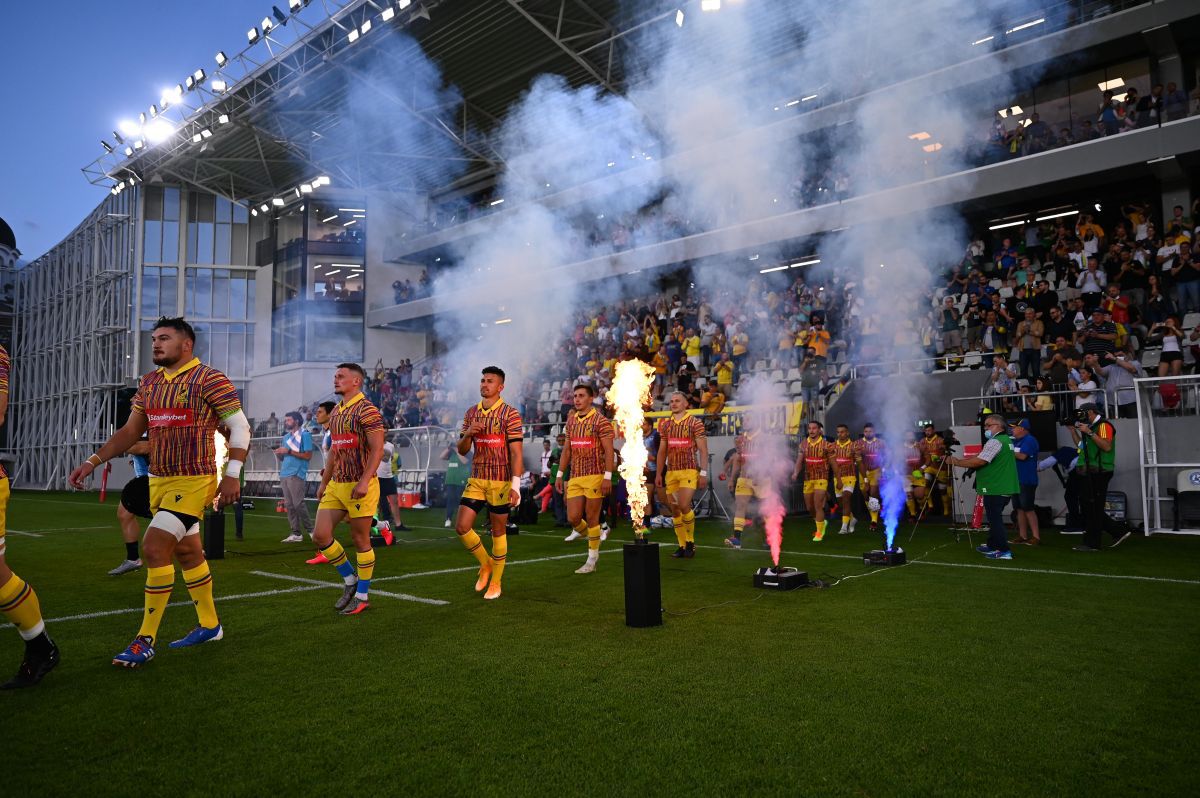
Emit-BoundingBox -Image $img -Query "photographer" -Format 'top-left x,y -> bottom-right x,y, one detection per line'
947,414 -> 1020,560
1069,403 -> 1131,552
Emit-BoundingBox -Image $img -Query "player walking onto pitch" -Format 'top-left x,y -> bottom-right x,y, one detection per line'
792,420 -> 832,541
557,384 -> 615,574
724,415 -> 766,550
901,429 -> 926,518
854,423 -> 888,533
312,364 -> 387,615
455,366 -> 524,600
918,422 -> 953,516
69,317 -> 249,669
654,391 -> 708,558
109,436 -> 151,575
830,424 -> 859,535
0,342 -> 59,688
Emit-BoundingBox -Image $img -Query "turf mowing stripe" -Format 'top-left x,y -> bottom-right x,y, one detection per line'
249,571 -> 449,605
0,584 -> 329,629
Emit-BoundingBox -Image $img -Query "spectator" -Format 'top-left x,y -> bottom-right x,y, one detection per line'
730,328 -> 750,374
963,293 -> 985,352
980,310 -> 1007,367
441,445 -> 468,528
1163,81 -> 1188,121
1008,419 -> 1041,546
988,354 -> 1018,397
797,347 -> 823,418
1044,305 -> 1074,343
1149,315 -> 1185,377
1076,256 -> 1107,311
714,352 -> 735,397
682,327 -> 702,369
1069,365 -> 1099,410
275,411 -> 314,545
1091,350 -> 1143,418
1031,376 -> 1055,411
939,296 -> 962,357
1014,308 -> 1044,380
1170,241 -> 1199,313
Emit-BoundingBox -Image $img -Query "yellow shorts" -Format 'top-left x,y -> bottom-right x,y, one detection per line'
835,475 -> 857,493
735,477 -> 768,498
905,472 -> 926,492
149,475 -> 218,520
924,467 -> 948,486
566,473 -> 606,500
462,478 -> 513,508
0,476 -> 9,555
665,469 -> 698,494
803,478 -> 828,495
318,478 -> 380,518
862,468 -> 883,490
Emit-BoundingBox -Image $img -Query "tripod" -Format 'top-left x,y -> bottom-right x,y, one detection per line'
907,456 -> 970,545
692,453 -> 730,521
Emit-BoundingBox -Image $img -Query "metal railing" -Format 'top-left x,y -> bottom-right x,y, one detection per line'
950,387 -> 1110,427
1133,374 -> 1200,535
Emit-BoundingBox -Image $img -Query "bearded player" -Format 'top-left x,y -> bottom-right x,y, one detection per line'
919,422 -> 953,517
830,424 -> 859,535
455,366 -> 523,600
556,384 -> 614,574
901,429 -> 927,518
312,363 -> 387,615
0,342 -> 59,688
855,423 -> 888,533
70,317 -> 248,668
654,392 -> 708,558
792,420 -> 832,541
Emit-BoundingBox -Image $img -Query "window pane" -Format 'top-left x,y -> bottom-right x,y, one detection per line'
141,267 -> 159,317
194,268 -> 212,317
213,270 -> 229,317
197,222 -> 214,265
246,274 -> 256,316
215,224 -> 231,265
187,223 -> 198,264
161,268 -> 178,316
161,221 -> 179,264
233,203 -> 248,224
185,270 -> 195,315
196,193 -> 215,223
163,188 -> 180,221
228,329 -> 246,376
231,224 -> 247,266
143,221 -> 162,263
144,187 -> 163,221
230,273 -> 247,320
216,195 -> 233,223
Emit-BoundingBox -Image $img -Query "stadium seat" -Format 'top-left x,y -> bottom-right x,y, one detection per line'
963,351 -> 982,368
786,368 -> 800,381
1142,347 -> 1161,369
1183,312 -> 1200,331
999,286 -> 1013,299
1170,469 -> 1200,531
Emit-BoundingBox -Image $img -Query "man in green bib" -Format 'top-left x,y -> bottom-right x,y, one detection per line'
948,414 -> 1020,560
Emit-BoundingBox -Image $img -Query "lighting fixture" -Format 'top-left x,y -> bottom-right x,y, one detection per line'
382,6 -> 395,21
262,17 -> 274,34
785,99 -> 800,107
192,133 -> 203,143
360,19 -> 372,34
399,0 -> 412,8
676,9 -> 684,26
1006,18 -> 1044,34
260,204 -> 270,212
185,76 -> 196,90
124,146 -> 134,157
218,114 -> 230,124
908,131 -> 931,141
972,35 -> 994,45
801,94 -> 818,102
272,5 -> 287,24
138,112 -> 147,125
922,142 -> 942,152
212,80 -> 227,93
193,68 -> 206,84
701,0 -> 721,10
489,198 -> 505,206
337,207 -> 365,212
348,28 -> 360,42
343,219 -> 357,226
215,50 -> 228,66
987,219 -> 1026,230
289,0 -> 303,10
251,208 -> 258,216
1098,78 -> 1125,92
495,319 -> 513,325
759,265 -> 788,273
149,104 -> 159,118
101,140 -> 114,153
1035,209 -> 1079,222
790,258 -> 821,268
322,215 -> 338,222
272,197 -> 285,207
247,27 -> 260,43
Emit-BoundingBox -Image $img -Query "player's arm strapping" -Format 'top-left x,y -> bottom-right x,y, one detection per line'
556,413 -> 573,491
600,417 -> 615,497
506,409 -> 524,507
654,429 -> 668,487
694,419 -> 709,489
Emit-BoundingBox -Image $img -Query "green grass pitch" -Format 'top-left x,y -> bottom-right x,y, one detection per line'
3,491 -> 1199,796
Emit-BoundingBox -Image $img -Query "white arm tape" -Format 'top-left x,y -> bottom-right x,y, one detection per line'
225,409 -> 251,449
225,460 -> 243,478
512,476 -> 521,491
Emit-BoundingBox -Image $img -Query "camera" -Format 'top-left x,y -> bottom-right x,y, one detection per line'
940,429 -> 961,450
1061,408 -> 1088,427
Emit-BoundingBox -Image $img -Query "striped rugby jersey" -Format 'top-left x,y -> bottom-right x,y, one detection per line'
131,358 -> 242,477
657,414 -> 706,472
564,408 -> 614,478
855,436 -> 888,471
798,435 -> 832,480
830,439 -> 857,479
461,398 -> 523,482
328,391 -> 386,483
0,344 -> 8,479
918,435 -> 947,468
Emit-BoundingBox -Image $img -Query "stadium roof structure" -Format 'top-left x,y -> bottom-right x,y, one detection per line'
82,0 -> 697,207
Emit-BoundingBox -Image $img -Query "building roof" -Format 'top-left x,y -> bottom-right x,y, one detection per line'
0,215 -> 15,251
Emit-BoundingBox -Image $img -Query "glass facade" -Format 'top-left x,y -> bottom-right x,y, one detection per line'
138,186 -> 257,380
269,199 -> 366,366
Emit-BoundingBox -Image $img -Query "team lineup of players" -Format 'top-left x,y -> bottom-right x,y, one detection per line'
0,317 -> 961,685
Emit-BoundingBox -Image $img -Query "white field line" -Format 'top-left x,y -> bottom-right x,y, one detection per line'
6,530 -> 43,537
249,570 -> 448,605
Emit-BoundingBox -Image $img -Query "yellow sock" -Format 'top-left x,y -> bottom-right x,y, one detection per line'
182,562 -> 219,630
355,549 -> 376,599
138,564 -> 176,643
682,511 -> 696,543
814,520 -> 826,540
490,533 -> 508,586
733,516 -> 746,533
842,513 -> 852,524
870,507 -> 880,523
0,573 -> 45,641
942,489 -> 953,515
320,538 -> 349,568
573,520 -> 588,535
905,497 -> 917,515
587,526 -> 602,552
673,516 -> 686,547
458,529 -> 490,567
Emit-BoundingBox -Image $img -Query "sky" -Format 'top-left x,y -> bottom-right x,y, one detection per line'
0,1 -> 278,261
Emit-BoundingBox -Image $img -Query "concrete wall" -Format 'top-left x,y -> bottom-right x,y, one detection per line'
826,369 -> 993,432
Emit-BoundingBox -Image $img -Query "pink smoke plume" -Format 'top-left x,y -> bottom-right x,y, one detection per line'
760,488 -> 786,566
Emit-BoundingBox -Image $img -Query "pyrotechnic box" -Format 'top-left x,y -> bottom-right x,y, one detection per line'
752,566 -> 808,590
863,549 -> 907,566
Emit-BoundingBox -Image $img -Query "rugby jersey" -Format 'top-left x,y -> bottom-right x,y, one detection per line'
798,435 -> 832,480
328,392 -> 386,483
903,442 -> 924,472
657,414 -> 706,472
564,408 -> 614,478
0,345 -> 8,479
831,439 -> 857,479
131,358 -> 242,477
918,434 -> 947,469
461,398 -> 523,482
855,436 -> 888,471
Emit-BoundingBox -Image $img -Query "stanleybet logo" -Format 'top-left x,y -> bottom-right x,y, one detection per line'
1190,471 -> 1200,487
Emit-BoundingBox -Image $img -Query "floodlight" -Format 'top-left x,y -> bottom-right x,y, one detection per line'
118,181 -> 126,190
112,130 -> 125,144
247,26 -> 260,43
348,28 -> 360,42
272,6 -> 287,24
185,76 -> 196,90
315,175 -> 331,186
676,9 -> 684,26
300,183 -> 313,193
260,204 -> 270,212
111,187 -> 119,195
124,146 -> 134,157
218,114 -> 230,124
272,197 -> 285,206
262,17 -> 274,34
138,113 -> 147,125
361,19 -> 372,34
144,119 -> 175,144
193,68 -> 206,84
174,84 -> 184,98
101,140 -> 114,153
119,119 -> 139,136
192,133 -> 203,144
701,0 -> 720,10
149,104 -> 159,118
382,7 -> 395,21
200,128 -> 213,139
251,208 -> 258,216
211,79 -> 227,93
215,50 -> 228,67
399,0 -> 412,8
289,0 -> 303,11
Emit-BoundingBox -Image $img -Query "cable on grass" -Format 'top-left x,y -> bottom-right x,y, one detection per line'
664,593 -> 765,616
